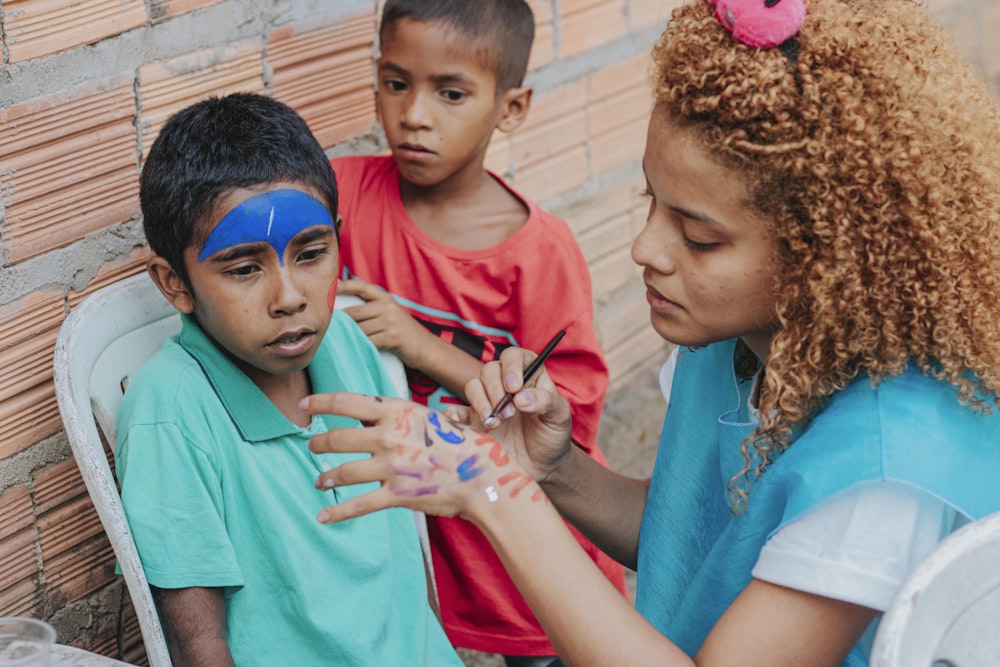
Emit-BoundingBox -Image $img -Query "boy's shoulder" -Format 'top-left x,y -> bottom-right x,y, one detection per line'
117,330 -> 215,429
500,184 -> 588,262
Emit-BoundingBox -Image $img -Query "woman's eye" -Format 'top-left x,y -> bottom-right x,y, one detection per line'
383,79 -> 407,92
683,237 -> 719,252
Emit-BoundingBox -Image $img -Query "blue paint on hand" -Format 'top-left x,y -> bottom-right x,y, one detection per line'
428,412 -> 463,444
456,455 -> 484,482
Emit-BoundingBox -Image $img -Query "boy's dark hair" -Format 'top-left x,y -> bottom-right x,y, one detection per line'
380,0 -> 534,93
140,92 -> 338,288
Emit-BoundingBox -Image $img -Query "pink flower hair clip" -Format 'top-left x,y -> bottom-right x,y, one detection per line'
708,0 -> 806,48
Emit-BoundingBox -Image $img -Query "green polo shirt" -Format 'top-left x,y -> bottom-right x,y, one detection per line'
116,312 -> 461,667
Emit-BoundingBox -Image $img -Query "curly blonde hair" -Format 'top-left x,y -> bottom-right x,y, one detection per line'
651,0 -> 1000,506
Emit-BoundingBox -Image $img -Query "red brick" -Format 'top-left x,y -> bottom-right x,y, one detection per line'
41,536 -> 115,605
559,0 -> 628,58
508,83 -> 589,201
563,184 -> 645,260
139,43 -> 265,161
149,0 -> 225,21
485,134 -> 513,179
36,461 -> 115,604
0,254 -> 148,460
606,315 -> 669,392
268,12 -> 378,149
120,603 -> 147,665
924,0 -> 966,14
590,246 -> 643,305
0,486 -> 39,595
527,0 -> 555,69
0,78 -> 140,263
2,0 -> 146,62
514,145 -> 588,204
0,578 -> 42,617
0,486 -> 43,616
629,0 -> 675,30
0,292 -> 65,459
982,4 -> 1000,82
68,253 -> 151,310
587,54 -> 651,175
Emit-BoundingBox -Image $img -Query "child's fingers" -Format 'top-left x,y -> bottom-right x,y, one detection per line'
302,393 -> 412,456
314,456 -> 389,491
336,278 -> 375,296
301,391 -> 390,420
339,278 -> 396,305
443,404 -> 478,427
316,486 -> 400,524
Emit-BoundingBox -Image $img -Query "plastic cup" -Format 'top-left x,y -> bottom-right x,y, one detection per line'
0,618 -> 55,667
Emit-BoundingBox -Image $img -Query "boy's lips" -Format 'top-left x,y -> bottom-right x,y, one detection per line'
396,143 -> 435,162
266,328 -> 316,356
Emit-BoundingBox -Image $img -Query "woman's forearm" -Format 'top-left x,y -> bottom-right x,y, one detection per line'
468,481 -> 690,667
538,444 -> 650,569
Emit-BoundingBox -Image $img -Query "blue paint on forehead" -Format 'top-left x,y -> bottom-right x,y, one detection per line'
198,189 -> 334,265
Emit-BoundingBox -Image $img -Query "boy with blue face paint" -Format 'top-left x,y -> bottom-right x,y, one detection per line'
116,92 -> 462,667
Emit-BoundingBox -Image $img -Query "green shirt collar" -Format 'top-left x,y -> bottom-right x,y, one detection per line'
176,313 -> 339,442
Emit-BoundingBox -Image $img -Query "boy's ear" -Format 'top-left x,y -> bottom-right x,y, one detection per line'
496,85 -> 532,134
147,255 -> 196,315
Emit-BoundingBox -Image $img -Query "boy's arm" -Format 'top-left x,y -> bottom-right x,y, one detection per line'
338,278 -> 483,399
154,586 -> 235,667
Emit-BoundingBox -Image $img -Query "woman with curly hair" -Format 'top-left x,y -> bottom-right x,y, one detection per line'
302,0 -> 1000,664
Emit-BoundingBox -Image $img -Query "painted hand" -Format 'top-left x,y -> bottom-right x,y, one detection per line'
302,393 -> 548,524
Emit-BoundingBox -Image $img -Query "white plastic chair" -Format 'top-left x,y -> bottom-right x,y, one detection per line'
870,509 -> 1000,667
53,272 -> 178,667
53,272 -> 417,667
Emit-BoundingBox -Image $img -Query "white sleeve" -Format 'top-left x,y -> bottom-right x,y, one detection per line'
751,481 -> 964,611
659,347 -> 680,406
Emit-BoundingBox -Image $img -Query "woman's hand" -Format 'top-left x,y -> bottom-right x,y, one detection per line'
456,345 -> 575,484
302,393 -> 546,525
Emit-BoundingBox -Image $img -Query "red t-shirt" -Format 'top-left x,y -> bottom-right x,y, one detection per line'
333,155 -> 629,655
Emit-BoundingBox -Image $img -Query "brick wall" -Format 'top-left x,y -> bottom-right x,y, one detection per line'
0,0 -> 995,664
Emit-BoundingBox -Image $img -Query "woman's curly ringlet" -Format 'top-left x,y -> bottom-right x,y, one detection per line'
653,0 -> 1000,507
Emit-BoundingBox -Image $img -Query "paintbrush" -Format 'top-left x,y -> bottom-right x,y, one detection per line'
483,329 -> 566,426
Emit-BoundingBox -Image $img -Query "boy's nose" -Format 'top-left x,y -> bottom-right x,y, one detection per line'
270,270 -> 308,316
401,92 -> 432,130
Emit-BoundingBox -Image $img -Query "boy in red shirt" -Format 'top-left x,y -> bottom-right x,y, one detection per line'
332,1 -> 629,664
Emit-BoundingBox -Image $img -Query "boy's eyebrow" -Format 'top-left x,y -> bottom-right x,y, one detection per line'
204,226 -> 333,263
379,61 -> 476,88
205,243 -> 270,263
292,226 -> 335,245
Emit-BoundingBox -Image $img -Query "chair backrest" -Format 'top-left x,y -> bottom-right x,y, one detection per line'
870,509 -> 1000,667
54,273 -> 179,667
54,273 -> 416,667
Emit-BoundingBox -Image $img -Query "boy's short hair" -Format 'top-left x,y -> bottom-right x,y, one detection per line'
140,92 -> 337,288
379,0 -> 534,93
